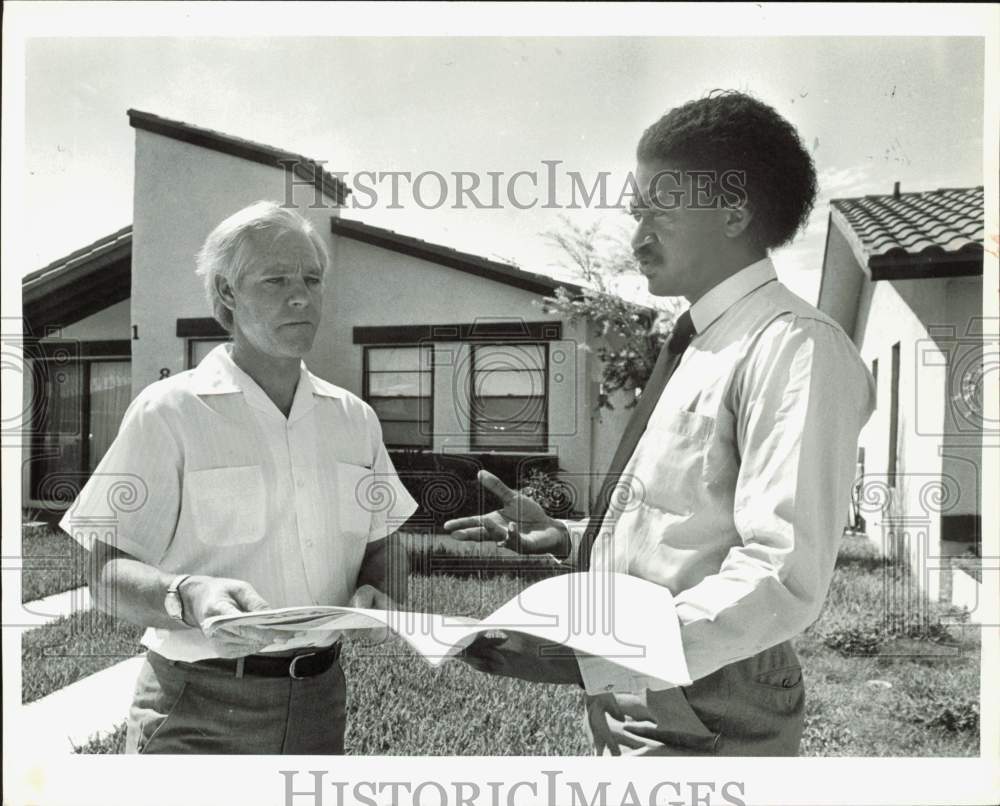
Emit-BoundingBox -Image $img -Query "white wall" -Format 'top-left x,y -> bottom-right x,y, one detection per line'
330,235 -> 597,509
856,276 -> 955,600
49,299 -> 131,341
817,223 -> 866,336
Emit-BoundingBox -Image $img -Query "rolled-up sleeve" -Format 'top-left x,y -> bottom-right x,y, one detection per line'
364,410 -> 419,542
59,387 -> 183,566
674,315 -> 875,681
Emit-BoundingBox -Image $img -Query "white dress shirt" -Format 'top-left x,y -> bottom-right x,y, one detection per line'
61,344 -> 417,661
578,258 -> 875,693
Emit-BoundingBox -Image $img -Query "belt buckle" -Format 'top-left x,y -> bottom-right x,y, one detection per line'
289,652 -> 317,680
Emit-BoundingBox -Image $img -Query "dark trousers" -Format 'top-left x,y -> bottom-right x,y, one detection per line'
585,641 -> 805,756
125,651 -> 347,754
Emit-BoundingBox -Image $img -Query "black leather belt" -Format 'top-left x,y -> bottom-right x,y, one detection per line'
187,642 -> 342,680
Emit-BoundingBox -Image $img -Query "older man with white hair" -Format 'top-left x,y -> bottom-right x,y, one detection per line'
61,200 -> 416,754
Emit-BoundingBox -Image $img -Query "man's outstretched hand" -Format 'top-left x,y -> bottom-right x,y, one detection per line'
443,470 -> 570,557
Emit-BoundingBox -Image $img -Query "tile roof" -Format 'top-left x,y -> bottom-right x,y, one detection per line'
128,110 -> 349,206
830,186 -> 984,279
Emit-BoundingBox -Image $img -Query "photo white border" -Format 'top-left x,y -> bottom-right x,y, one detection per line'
3,3 -> 997,805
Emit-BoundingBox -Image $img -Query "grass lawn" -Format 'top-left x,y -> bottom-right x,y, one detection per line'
795,535 -> 980,756
343,574 -> 592,755
22,532 -> 978,755
21,524 -> 89,603
22,611 -> 144,704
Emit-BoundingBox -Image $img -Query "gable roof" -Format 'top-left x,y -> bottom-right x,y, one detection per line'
22,217 -> 586,335
330,217 -> 584,297
22,225 -> 132,332
830,186 -> 983,280
128,109 -> 349,206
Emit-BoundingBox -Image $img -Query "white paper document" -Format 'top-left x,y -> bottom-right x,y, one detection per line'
203,572 -> 691,686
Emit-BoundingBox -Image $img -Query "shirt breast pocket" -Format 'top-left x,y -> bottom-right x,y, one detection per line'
336,461 -> 375,541
633,408 -> 715,516
184,466 -> 266,547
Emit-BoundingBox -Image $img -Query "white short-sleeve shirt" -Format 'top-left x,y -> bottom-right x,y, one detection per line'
60,344 -> 418,661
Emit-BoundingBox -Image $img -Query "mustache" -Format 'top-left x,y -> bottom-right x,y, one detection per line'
633,232 -> 659,259
633,241 -> 659,261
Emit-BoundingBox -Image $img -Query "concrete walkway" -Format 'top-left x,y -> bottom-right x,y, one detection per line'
15,585 -> 130,753
17,586 -> 91,628
19,656 -> 142,752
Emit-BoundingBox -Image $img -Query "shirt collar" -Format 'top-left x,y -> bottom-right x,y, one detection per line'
688,257 -> 778,335
190,344 -> 341,416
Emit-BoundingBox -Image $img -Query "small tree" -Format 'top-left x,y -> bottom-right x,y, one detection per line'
542,215 -> 684,409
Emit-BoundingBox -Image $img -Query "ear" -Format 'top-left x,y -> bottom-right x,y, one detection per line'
215,274 -> 236,312
722,203 -> 754,239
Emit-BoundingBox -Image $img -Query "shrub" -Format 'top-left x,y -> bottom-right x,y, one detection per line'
821,626 -> 882,656
389,451 -> 573,528
926,700 -> 979,733
518,468 -> 577,518
901,691 -> 979,734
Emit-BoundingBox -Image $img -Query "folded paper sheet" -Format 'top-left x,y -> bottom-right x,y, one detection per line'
203,572 -> 691,686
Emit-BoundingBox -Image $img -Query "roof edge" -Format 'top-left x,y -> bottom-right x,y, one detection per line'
829,207 -> 873,279
23,225 -> 133,291
128,109 -> 349,205
829,184 -> 985,205
331,217 -> 584,298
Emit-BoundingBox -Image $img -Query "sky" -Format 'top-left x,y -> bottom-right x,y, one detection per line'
20,35 -> 986,305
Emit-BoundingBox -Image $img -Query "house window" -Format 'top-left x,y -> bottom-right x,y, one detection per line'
470,343 -> 548,452
888,343 -> 900,486
365,346 -> 433,448
28,355 -> 131,501
187,337 -> 230,369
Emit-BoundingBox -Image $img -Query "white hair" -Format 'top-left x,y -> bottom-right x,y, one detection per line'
194,201 -> 330,332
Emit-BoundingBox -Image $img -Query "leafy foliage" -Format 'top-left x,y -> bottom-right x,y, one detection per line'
389,450 -> 566,528
541,215 -> 684,409
517,468 -> 576,518
903,693 -> 980,733
821,626 -> 882,657
545,286 -> 665,409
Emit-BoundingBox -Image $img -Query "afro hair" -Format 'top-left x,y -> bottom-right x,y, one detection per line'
637,90 -> 818,251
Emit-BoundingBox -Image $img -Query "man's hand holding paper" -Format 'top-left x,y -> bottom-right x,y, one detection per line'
181,574 -> 276,658
460,630 -> 584,685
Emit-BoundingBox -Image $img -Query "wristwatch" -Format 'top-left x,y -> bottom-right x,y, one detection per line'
164,574 -> 193,626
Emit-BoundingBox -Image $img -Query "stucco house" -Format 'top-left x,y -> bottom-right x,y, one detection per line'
816,183 -> 986,616
21,111 -> 632,523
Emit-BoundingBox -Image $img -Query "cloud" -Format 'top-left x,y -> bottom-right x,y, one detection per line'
817,164 -> 874,197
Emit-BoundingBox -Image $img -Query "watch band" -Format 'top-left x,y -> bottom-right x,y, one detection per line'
166,574 -> 193,625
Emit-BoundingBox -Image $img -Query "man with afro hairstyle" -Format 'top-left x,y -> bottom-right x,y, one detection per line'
448,91 -> 874,756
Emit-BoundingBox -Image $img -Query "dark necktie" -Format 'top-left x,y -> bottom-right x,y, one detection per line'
575,309 -> 696,570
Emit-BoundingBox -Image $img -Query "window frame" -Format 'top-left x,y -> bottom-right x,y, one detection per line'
888,343 -> 900,487
186,337 -> 231,370
27,352 -> 131,501
468,341 -> 549,453
362,344 -> 435,450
